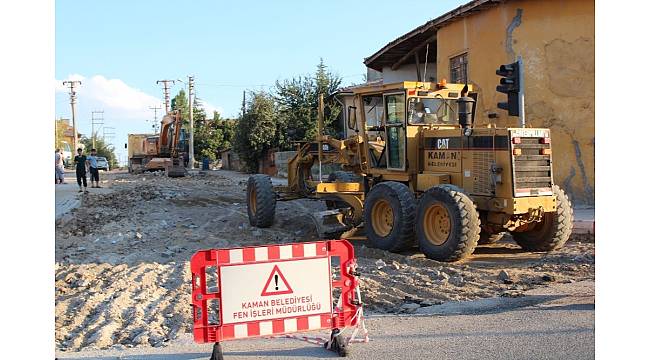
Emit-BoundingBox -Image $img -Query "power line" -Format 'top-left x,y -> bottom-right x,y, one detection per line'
194,73 -> 364,89
196,82 -> 272,88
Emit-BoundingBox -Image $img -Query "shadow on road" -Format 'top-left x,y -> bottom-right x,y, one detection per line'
472,245 -> 528,255
411,294 -> 567,316
57,353 -> 208,360
57,345 -> 339,360
226,345 -> 338,358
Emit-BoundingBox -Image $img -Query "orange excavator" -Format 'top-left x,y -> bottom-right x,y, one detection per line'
131,110 -> 186,177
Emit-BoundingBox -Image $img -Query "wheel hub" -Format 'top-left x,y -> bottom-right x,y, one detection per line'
423,204 -> 451,245
371,199 -> 394,237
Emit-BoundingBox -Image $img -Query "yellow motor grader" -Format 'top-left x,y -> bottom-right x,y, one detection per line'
246,77 -> 573,262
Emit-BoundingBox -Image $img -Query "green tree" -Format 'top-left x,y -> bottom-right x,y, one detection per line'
275,75 -> 315,144
80,135 -> 118,169
172,91 -> 233,161
220,115 -> 236,150
234,91 -> 280,172
274,58 -> 343,144
314,58 -> 343,136
170,90 -> 189,121
194,110 -> 235,161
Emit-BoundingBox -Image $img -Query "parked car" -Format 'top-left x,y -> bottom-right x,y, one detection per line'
61,141 -> 72,168
96,157 -> 109,171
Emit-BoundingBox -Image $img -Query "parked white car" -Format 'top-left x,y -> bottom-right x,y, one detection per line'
96,157 -> 109,171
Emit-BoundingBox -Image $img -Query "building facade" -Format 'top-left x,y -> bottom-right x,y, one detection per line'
363,0 -> 594,205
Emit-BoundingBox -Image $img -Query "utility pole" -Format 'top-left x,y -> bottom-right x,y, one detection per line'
188,75 -> 195,169
156,79 -> 176,113
149,105 -> 162,133
63,80 -> 81,151
91,110 -> 104,149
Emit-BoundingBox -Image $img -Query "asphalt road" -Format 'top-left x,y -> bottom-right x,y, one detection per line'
56,281 -> 594,360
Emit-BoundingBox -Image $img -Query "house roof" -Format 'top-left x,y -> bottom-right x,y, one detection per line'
364,0 -> 503,71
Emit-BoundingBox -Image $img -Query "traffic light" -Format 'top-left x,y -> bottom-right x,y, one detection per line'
496,61 -> 521,116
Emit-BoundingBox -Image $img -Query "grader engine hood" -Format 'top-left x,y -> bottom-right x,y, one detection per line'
420,127 -> 554,201
509,128 -> 554,197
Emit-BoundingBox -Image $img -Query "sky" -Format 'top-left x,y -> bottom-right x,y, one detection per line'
55,0 -> 468,164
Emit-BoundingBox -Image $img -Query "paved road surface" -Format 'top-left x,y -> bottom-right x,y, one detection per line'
56,281 -> 594,360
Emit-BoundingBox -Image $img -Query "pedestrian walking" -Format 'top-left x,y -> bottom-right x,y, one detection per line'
55,149 -> 65,184
87,148 -> 101,188
74,148 -> 88,193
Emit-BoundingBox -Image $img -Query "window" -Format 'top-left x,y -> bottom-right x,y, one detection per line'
384,93 -> 406,170
362,95 -> 384,128
385,93 -> 405,125
450,53 -> 468,84
407,97 -> 456,125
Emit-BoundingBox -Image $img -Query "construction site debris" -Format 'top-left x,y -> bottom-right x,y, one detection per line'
55,171 -> 595,352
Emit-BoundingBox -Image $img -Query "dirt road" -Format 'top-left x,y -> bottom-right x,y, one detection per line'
55,170 -> 595,352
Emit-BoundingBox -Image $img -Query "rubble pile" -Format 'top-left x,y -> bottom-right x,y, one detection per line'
55,171 -> 595,351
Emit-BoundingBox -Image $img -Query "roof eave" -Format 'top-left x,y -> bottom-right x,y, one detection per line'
364,0 -> 502,71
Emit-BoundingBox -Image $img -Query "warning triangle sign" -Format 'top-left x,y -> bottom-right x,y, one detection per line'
261,265 -> 293,296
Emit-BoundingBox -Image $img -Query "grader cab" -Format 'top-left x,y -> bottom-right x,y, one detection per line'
246,80 -> 573,262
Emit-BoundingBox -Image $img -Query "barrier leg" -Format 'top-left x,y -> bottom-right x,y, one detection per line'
210,342 -> 224,360
324,328 -> 349,357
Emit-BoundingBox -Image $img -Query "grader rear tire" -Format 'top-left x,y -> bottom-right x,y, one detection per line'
363,181 -> 416,252
247,174 -> 276,228
511,185 -> 573,251
416,185 -> 480,262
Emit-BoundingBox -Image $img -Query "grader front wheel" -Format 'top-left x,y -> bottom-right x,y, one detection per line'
416,185 -> 480,262
247,174 -> 276,228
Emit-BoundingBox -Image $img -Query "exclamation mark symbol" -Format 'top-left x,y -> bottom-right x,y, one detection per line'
274,274 -> 279,290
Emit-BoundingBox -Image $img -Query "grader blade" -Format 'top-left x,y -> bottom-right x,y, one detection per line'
310,209 -> 351,239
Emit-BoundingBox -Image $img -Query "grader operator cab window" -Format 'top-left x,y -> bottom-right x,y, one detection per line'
363,94 -> 388,168
407,97 -> 456,125
384,93 -> 406,170
363,95 -> 384,129
347,106 -> 358,131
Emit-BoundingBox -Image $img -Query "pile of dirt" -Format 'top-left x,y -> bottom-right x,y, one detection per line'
55,171 -> 595,352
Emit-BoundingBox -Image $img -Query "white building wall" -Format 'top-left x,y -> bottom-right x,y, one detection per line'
381,63 -> 437,83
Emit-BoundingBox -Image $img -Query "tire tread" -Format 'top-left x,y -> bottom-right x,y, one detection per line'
247,174 -> 276,228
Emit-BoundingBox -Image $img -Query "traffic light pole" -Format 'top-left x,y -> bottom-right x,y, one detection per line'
517,56 -> 525,128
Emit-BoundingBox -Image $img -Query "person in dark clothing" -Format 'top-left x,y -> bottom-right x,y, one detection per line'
74,148 -> 89,193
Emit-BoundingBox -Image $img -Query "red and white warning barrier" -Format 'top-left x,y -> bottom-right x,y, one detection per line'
190,240 -> 366,357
